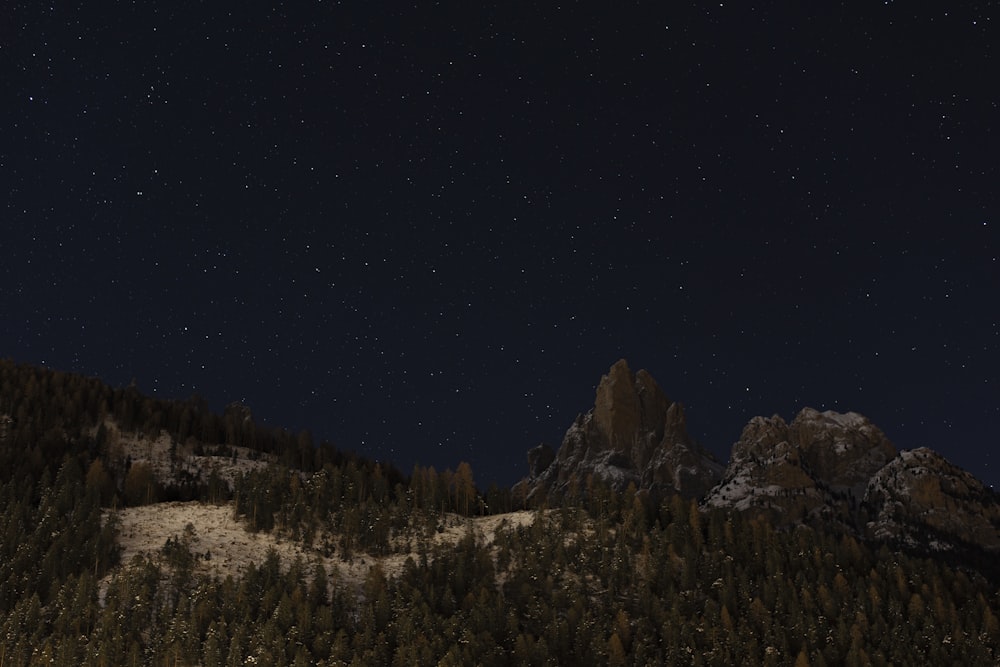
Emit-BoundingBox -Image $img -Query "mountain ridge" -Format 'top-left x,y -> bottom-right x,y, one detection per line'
517,359 -> 1000,560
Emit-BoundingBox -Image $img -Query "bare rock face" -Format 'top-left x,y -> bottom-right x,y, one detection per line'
863,448 -> 1000,553
703,415 -> 828,521
705,408 -> 1000,560
791,408 -> 897,497
592,360 -> 644,449
515,359 -> 722,501
703,408 -> 897,524
517,360 -> 1000,564
526,443 -> 555,478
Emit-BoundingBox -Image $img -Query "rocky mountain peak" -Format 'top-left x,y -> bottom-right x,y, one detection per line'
705,407 -> 900,525
790,407 -> 897,497
513,360 -> 1000,564
515,360 -> 721,501
591,360 -> 671,453
705,407 -> 1000,561
863,447 -> 1000,553
730,414 -> 790,463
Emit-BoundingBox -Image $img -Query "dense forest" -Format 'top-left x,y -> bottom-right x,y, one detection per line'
1,359 -> 999,665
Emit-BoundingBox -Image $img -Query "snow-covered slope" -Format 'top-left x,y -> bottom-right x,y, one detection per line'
105,500 -> 543,601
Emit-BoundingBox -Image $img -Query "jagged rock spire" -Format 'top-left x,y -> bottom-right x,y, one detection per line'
515,359 -> 722,501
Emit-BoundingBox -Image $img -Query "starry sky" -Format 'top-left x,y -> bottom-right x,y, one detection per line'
4,3 -> 998,489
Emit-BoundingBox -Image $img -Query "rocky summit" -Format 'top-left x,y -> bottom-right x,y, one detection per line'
702,408 -> 898,524
514,359 -> 723,501
863,447 -> 1000,554
515,359 -> 1000,562
703,406 -> 1000,558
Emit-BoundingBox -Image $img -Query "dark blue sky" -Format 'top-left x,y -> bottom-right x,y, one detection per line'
3,2 -> 997,489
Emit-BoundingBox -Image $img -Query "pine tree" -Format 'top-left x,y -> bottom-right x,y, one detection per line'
85,458 -> 114,506
454,461 -> 476,516
123,462 -> 158,506
607,632 -> 628,667
309,560 -> 329,607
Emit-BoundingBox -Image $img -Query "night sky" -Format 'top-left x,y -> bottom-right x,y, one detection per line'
4,3 -> 998,490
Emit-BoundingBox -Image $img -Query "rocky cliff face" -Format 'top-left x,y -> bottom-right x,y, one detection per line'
863,448 -> 1000,553
517,360 -> 1000,561
704,407 -> 1000,557
791,408 -> 897,497
703,408 -> 897,526
514,359 -> 722,501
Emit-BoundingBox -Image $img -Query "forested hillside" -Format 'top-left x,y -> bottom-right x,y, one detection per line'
1,360 -> 998,665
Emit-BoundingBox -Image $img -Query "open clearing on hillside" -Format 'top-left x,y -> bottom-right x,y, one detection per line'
109,501 -> 540,590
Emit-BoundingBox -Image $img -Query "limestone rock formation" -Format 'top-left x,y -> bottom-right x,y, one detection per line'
515,359 -> 722,501
705,407 -> 1000,559
517,359 -> 1000,562
791,408 -> 897,497
863,448 -> 1000,553
526,443 -> 555,478
703,408 -> 898,524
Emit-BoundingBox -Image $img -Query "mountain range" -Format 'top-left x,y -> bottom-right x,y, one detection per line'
516,359 -> 1000,560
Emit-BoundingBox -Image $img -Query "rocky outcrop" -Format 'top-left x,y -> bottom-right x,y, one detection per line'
705,408 -> 1000,559
703,408 -> 898,525
863,448 -> 1000,553
791,408 -> 897,497
518,359 -> 1000,562
526,443 -> 555,478
515,359 -> 722,501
